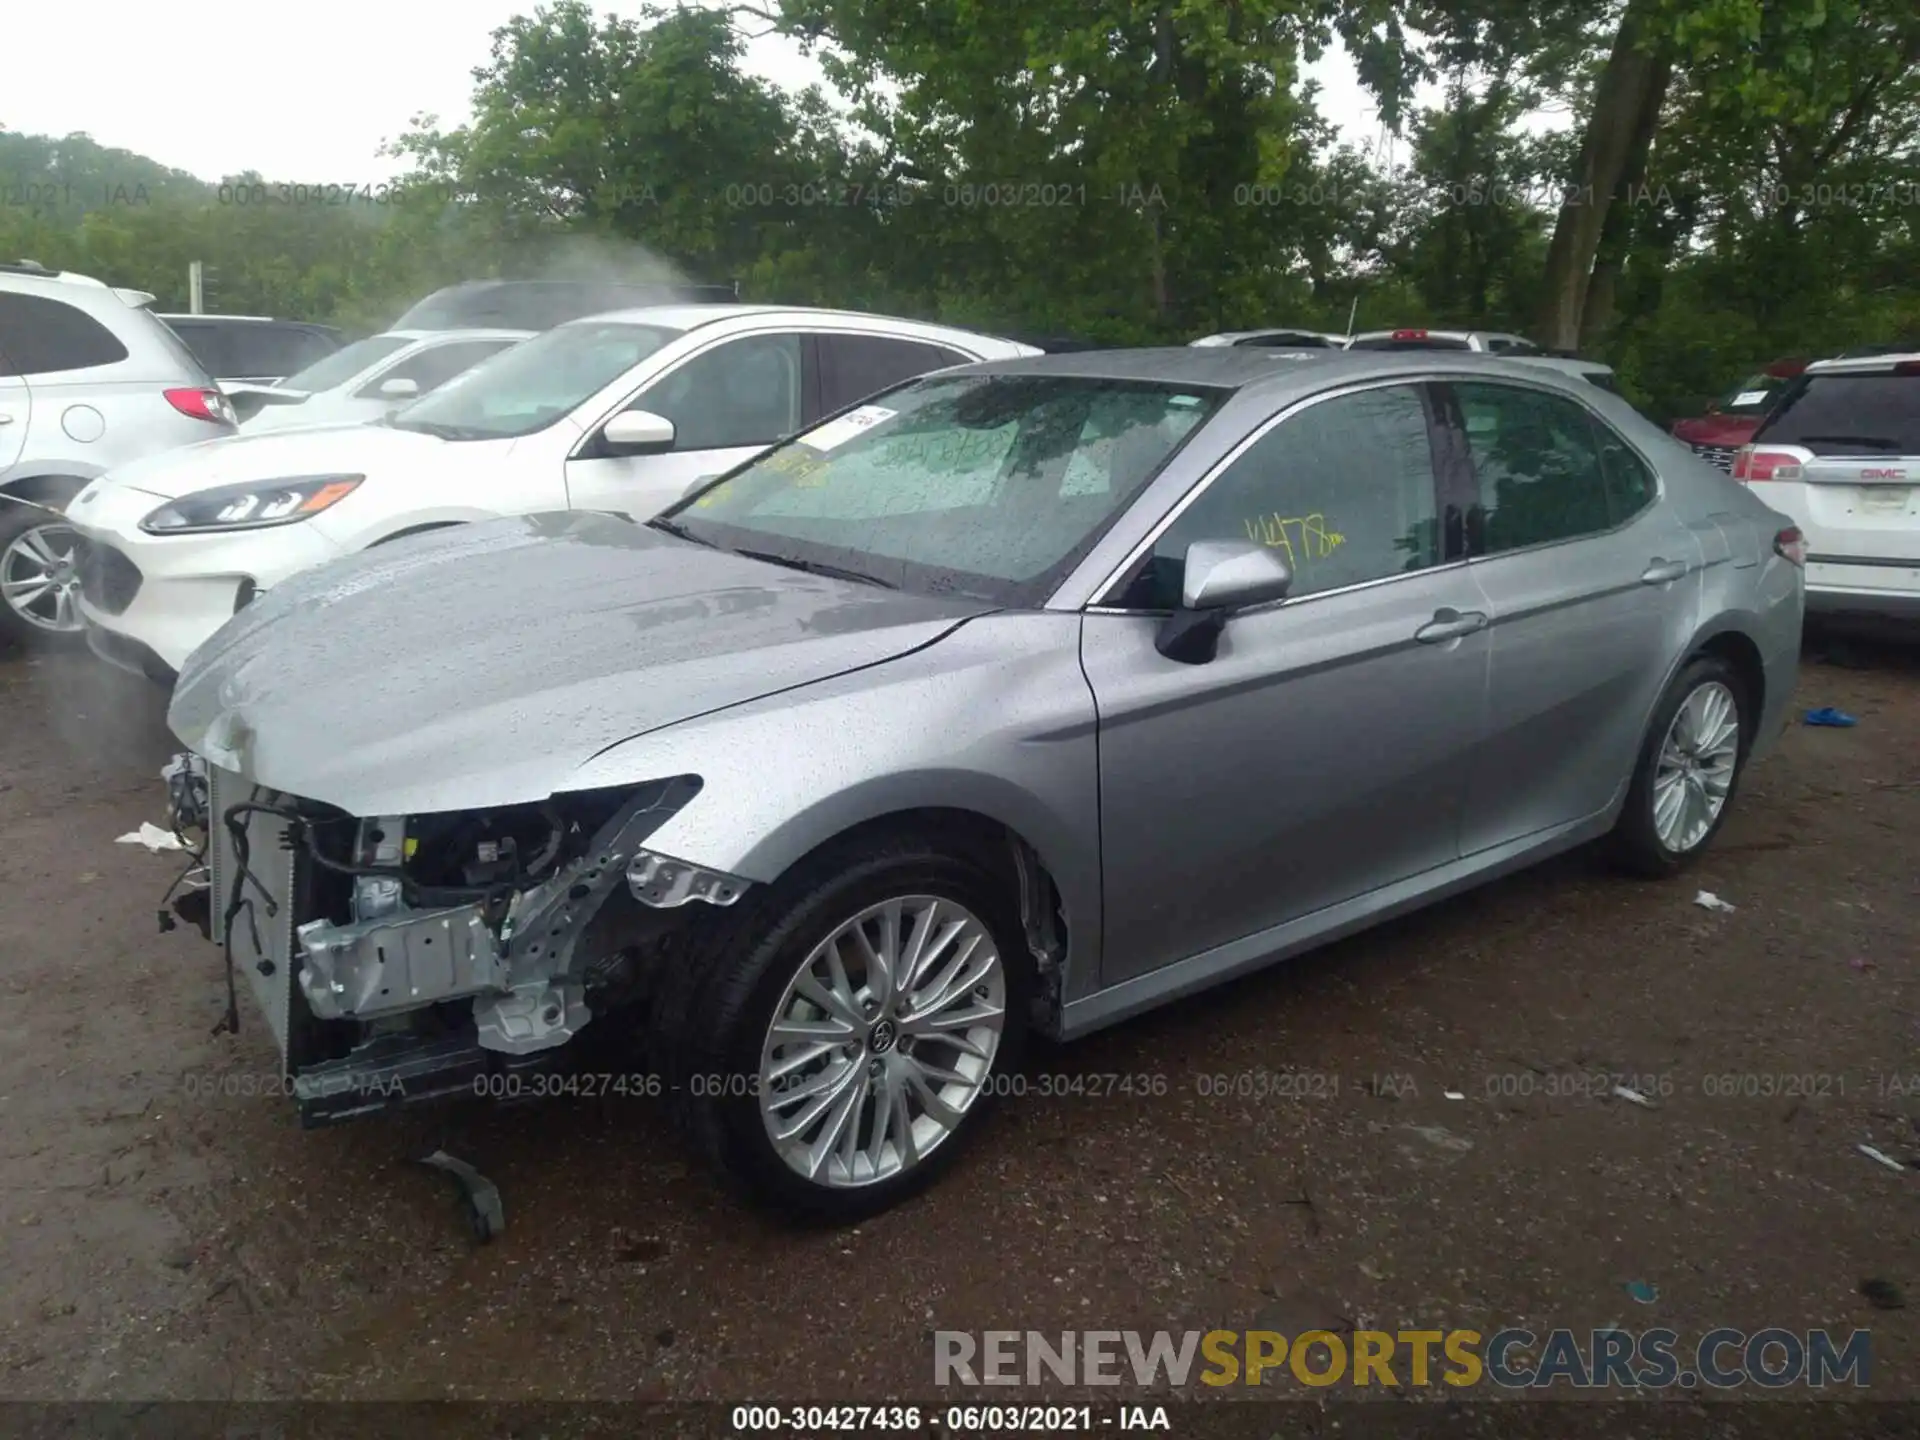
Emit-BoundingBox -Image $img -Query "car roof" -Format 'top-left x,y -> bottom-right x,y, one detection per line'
1191,328 -> 1342,346
1806,350 -> 1920,374
568,302 -> 1019,343
159,313 -> 338,329
948,346 -> 1613,399
373,327 -> 536,344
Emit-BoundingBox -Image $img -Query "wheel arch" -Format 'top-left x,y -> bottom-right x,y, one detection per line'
730,797 -> 1081,1036
0,472 -> 96,509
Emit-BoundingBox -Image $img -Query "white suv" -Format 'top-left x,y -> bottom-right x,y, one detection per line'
69,304 -> 1037,681
1732,350 -> 1920,621
0,261 -> 236,645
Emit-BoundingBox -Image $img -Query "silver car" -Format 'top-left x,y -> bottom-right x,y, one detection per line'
0,262 -> 237,644
168,348 -> 1804,1221
229,328 -> 532,434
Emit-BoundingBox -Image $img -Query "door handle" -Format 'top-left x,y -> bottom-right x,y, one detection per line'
1640,558 -> 1689,585
0,414 -> 14,425
1414,608 -> 1488,644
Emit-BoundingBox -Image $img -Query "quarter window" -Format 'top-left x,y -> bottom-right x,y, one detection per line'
635,333 -> 803,450
0,294 -> 130,375
1454,382 -> 1614,553
1590,417 -> 1657,523
1116,383 -> 1442,609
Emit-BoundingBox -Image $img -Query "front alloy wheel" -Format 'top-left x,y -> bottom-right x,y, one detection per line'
0,518 -> 84,638
663,832 -> 1029,1221
759,895 -> 1007,1189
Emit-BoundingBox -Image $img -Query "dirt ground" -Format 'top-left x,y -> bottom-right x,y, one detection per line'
0,630 -> 1915,1411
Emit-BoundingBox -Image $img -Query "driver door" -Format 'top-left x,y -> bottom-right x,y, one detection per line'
565,332 -> 805,520
1079,381 -> 1494,986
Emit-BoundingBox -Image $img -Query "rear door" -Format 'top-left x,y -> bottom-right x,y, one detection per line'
811,332 -> 972,424
1746,368 -> 1920,605
1442,378 -> 1702,855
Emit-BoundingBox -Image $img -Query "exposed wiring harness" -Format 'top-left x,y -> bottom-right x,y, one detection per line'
208,797 -> 567,1035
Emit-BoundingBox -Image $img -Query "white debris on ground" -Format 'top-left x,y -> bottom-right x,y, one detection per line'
115,822 -> 184,853
1693,890 -> 1737,913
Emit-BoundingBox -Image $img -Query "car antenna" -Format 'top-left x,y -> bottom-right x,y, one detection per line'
1345,294 -> 1359,341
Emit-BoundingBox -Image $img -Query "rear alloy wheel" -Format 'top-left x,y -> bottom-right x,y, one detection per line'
0,510 -> 85,646
1608,655 -> 1748,877
667,835 -> 1029,1221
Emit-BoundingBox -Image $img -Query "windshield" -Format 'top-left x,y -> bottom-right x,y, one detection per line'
657,374 -> 1225,605
388,320 -> 681,440
1755,373 -> 1920,454
1715,373 -> 1785,415
280,335 -> 411,393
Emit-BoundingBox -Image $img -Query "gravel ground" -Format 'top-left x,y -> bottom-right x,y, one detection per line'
0,631 -> 1914,1412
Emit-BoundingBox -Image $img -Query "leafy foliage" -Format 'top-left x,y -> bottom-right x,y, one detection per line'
3,0 -> 1916,420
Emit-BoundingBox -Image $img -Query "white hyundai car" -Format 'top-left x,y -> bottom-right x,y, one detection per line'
69,305 -> 1039,681
228,328 -> 533,434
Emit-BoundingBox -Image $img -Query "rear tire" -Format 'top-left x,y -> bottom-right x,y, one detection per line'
0,503 -> 86,649
1606,655 -> 1749,878
653,829 -> 1030,1223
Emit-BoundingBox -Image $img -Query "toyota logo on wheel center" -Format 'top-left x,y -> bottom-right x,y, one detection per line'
868,1019 -> 898,1054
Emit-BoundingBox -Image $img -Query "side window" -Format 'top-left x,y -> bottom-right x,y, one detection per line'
1590,416 -> 1657,523
1115,384 -> 1440,610
360,340 -> 513,397
635,333 -> 803,450
1454,382 -> 1614,554
816,334 -> 951,414
0,294 -> 131,375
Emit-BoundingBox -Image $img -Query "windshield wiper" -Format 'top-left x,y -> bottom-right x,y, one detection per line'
647,516 -> 715,547
732,547 -> 898,589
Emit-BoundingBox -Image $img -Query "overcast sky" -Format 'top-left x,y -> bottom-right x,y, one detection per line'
2,2 -> 1424,183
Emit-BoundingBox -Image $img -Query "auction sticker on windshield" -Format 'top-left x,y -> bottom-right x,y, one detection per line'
800,404 -> 897,452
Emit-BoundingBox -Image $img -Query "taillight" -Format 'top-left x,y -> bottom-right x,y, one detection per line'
1774,526 -> 1809,567
1392,328 -> 1428,340
164,387 -> 236,427
1730,446 -> 1804,482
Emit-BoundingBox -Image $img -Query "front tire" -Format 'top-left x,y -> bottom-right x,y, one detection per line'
1607,655 -> 1748,877
657,831 -> 1030,1222
0,504 -> 86,648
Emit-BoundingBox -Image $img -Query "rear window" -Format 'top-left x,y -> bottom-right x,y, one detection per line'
1715,373 -> 1786,415
1348,335 -> 1474,351
1235,333 -> 1337,349
1754,373 -> 1920,455
0,293 -> 131,375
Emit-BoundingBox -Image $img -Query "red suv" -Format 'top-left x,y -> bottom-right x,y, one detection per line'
1670,359 -> 1809,471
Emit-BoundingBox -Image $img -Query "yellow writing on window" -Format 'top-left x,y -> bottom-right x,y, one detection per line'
1243,512 -> 1345,565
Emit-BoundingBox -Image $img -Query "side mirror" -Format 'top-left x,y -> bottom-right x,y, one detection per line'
377,376 -> 419,400
1155,540 -> 1293,664
602,409 -> 676,454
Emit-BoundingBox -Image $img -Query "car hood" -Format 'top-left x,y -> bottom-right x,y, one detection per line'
168,512 -> 993,816
100,421 -> 446,499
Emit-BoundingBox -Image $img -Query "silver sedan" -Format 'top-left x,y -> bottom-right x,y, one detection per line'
168,347 -> 1805,1221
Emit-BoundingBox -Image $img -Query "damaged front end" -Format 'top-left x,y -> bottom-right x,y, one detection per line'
202,765 -> 748,1125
